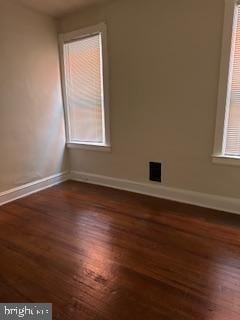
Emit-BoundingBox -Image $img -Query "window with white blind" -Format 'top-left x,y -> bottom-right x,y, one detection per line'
214,0 -> 240,164
59,23 -> 110,150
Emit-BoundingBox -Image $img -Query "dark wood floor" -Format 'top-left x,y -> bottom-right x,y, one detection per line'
0,181 -> 240,319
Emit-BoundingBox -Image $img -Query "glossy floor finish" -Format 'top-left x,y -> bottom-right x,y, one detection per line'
0,181 -> 240,319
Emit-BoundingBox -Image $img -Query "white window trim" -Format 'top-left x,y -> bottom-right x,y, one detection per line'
67,142 -> 111,152
59,23 -> 111,151
213,154 -> 240,166
213,0 -> 240,166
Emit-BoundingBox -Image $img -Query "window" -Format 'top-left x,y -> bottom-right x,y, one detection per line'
59,23 -> 110,150
214,0 -> 240,164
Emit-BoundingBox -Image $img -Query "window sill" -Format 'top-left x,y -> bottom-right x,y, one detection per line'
67,142 -> 111,152
212,154 -> 240,166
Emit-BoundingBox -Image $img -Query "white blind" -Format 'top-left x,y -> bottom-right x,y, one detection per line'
63,34 -> 104,143
225,5 -> 240,156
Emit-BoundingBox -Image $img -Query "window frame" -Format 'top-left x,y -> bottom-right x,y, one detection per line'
59,23 -> 111,151
213,0 -> 240,165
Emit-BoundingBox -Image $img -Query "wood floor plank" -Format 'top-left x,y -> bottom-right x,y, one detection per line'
0,180 -> 240,319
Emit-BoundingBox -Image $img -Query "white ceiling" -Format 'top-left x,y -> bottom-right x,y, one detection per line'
19,0 -> 109,18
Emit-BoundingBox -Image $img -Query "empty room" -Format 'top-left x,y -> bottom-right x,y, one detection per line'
0,0 -> 240,319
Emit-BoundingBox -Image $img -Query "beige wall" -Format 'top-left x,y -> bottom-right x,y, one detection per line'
59,0 -> 240,199
0,0 -> 67,192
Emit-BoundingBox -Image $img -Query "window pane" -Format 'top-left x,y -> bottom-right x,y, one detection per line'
225,5 -> 240,156
64,34 -> 104,143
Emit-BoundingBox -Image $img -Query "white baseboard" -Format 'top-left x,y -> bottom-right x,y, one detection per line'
0,171 -> 69,206
70,171 -> 240,215
2,169 -> 239,215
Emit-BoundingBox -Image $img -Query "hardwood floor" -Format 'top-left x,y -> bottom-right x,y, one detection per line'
0,181 -> 240,319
